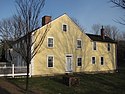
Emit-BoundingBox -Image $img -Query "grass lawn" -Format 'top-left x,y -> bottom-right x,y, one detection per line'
8,64 -> 125,94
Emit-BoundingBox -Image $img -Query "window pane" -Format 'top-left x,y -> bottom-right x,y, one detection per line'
48,38 -> 53,47
92,57 -> 95,64
48,56 -> 53,67
101,57 -> 104,65
48,38 -> 53,43
63,25 -> 67,31
77,58 -> 82,66
77,40 -> 82,48
48,44 -> 53,47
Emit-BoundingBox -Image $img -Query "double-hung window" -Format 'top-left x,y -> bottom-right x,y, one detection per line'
77,57 -> 82,66
48,37 -> 54,48
62,24 -> 68,32
77,39 -> 82,48
47,55 -> 54,68
92,57 -> 96,64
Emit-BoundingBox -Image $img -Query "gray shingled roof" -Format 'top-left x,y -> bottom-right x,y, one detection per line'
86,33 -> 116,43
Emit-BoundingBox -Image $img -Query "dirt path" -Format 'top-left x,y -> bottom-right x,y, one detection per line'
0,78 -> 25,94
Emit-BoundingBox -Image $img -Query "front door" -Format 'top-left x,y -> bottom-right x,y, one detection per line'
66,55 -> 73,72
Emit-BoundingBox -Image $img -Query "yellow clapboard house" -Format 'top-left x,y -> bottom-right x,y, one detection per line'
30,14 -> 117,76
7,14 -> 117,76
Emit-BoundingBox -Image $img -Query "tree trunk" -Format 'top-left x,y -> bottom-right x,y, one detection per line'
25,34 -> 31,94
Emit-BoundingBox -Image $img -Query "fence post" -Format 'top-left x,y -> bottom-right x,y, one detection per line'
12,64 -> 14,78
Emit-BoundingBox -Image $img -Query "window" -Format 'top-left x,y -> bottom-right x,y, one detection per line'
48,37 -> 54,48
107,43 -> 110,51
92,57 -> 96,64
77,57 -> 82,66
77,39 -> 82,48
93,42 -> 96,50
22,40 -> 25,43
47,55 -> 54,68
62,24 -> 68,32
19,43 -> 21,48
15,44 -> 17,48
100,57 -> 104,65
17,42 -> 20,48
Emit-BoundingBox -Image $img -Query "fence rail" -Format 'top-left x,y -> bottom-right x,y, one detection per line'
0,63 -> 31,77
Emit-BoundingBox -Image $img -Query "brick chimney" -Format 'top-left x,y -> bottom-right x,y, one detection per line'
42,16 -> 51,26
101,26 -> 105,39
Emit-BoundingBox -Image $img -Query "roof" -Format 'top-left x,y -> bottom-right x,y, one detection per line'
86,33 -> 116,43
12,13 -> 116,44
14,14 -> 67,42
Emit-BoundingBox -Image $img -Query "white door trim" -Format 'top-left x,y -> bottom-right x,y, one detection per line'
65,54 -> 73,72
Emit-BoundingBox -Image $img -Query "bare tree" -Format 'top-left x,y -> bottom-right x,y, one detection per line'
15,0 -> 47,93
71,17 -> 85,32
111,0 -> 125,25
111,0 -> 125,9
104,25 -> 119,40
122,32 -> 125,40
92,24 -> 101,35
0,18 -> 19,40
0,0 -> 49,93
91,24 -> 119,40
118,31 -> 125,40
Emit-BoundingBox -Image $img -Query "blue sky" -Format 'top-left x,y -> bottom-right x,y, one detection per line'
0,0 -> 124,33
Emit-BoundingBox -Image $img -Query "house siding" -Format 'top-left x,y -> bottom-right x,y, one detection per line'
31,14 -> 116,76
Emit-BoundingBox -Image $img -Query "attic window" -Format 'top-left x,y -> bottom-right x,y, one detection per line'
77,39 -> 82,48
62,24 -> 68,32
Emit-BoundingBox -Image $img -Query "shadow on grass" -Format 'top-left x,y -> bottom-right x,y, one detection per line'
5,62 -> 125,94
0,86 -> 11,94
48,76 -> 65,85
7,78 -> 37,94
6,78 -> 25,92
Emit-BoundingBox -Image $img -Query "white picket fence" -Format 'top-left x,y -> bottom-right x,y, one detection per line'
0,62 -> 31,77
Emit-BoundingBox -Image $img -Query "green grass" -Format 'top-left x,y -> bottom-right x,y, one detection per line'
9,64 -> 125,94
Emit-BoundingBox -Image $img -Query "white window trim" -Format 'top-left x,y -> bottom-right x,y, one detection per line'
100,56 -> 104,65
47,37 -> 54,48
91,56 -> 96,64
62,23 -> 68,32
76,39 -> 82,49
47,55 -> 54,68
92,41 -> 97,51
76,56 -> 82,67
